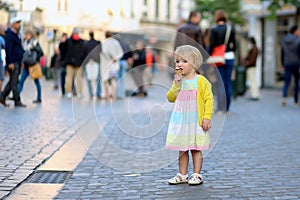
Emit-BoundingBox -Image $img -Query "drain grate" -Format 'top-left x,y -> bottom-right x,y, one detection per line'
26,170 -> 72,184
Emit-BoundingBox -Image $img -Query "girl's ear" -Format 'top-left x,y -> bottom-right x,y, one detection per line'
196,66 -> 201,74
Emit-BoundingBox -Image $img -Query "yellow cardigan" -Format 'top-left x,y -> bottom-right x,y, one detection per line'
166,75 -> 214,126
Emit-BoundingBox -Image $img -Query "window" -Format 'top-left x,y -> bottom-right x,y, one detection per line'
58,0 -> 68,12
155,0 -> 159,18
131,0 -> 135,18
143,0 -> 148,17
167,0 -> 170,19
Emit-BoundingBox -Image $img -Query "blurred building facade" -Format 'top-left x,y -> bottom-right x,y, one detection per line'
242,0 -> 300,88
3,0 -> 298,88
1,0 -> 195,66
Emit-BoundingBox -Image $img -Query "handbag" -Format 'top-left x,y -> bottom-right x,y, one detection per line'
22,50 -> 37,66
28,63 -> 43,79
206,25 -> 231,67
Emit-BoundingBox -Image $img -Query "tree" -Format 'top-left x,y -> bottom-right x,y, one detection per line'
262,0 -> 300,21
0,0 -> 10,11
195,0 -> 246,25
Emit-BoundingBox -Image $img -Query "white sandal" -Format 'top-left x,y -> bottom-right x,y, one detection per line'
188,173 -> 203,185
168,173 -> 188,185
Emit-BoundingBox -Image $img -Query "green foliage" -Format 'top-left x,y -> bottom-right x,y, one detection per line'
194,0 -> 246,25
262,0 -> 300,19
0,0 -> 10,11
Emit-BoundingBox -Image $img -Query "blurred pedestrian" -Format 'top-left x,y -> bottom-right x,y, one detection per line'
281,25 -> 300,107
59,33 -> 68,96
18,29 -> 44,103
83,31 -> 101,100
172,11 -> 206,78
64,27 -> 85,99
244,37 -> 259,101
209,9 -> 236,113
166,45 -> 213,186
0,24 -> 5,93
115,36 -> 132,99
144,45 -> 156,86
174,10 -> 205,50
0,17 -> 26,107
100,31 -> 123,100
131,40 -> 147,97
50,47 -> 61,90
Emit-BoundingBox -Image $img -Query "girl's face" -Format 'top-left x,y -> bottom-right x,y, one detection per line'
175,56 -> 195,76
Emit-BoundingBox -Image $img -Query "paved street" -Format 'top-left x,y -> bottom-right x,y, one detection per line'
1,70 -> 300,199
0,74 -> 95,199
55,88 -> 300,199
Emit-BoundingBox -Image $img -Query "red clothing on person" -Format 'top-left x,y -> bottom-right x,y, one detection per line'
146,53 -> 153,67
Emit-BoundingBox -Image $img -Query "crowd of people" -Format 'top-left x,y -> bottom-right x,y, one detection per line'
0,17 -> 159,107
52,28 -> 158,101
173,9 -> 300,112
0,17 -> 45,107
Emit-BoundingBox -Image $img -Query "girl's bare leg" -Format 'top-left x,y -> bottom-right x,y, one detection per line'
191,150 -> 203,174
179,151 -> 189,175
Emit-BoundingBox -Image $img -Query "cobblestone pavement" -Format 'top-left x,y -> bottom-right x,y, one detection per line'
0,77 -> 96,199
54,78 -> 300,199
2,71 -> 300,199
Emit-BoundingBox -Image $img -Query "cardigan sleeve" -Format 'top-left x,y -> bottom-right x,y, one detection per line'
203,82 -> 214,120
199,76 -> 214,120
166,82 -> 181,102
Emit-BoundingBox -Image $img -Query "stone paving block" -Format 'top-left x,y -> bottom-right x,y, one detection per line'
0,186 -> 13,191
277,196 -> 300,200
1,180 -> 19,188
116,196 -> 141,200
0,191 -> 9,198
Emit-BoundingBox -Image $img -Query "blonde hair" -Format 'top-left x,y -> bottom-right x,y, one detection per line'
174,45 -> 203,68
25,29 -> 36,38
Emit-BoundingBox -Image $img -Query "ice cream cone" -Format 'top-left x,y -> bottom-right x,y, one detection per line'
175,68 -> 183,75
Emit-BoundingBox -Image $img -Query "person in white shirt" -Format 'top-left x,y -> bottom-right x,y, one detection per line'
100,31 -> 123,100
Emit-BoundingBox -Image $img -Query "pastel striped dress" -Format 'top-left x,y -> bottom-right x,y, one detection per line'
166,75 -> 210,151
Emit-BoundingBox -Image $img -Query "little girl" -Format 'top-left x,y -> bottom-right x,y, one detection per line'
166,45 -> 214,185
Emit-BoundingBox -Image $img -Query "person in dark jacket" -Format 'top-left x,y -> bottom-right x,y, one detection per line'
115,36 -> 132,99
18,29 -> 44,103
245,37 -> 259,100
64,27 -> 85,99
281,25 -> 300,107
58,33 -> 68,96
209,9 -> 236,113
174,11 -> 205,50
83,31 -> 101,99
50,47 -> 61,90
0,17 -> 26,107
131,40 -> 146,97
0,24 -> 5,93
